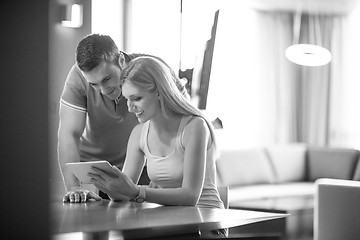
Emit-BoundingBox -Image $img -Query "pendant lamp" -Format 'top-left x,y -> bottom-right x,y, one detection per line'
285,11 -> 332,67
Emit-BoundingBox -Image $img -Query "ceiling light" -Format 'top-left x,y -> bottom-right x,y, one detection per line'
286,10 -> 332,67
285,44 -> 332,67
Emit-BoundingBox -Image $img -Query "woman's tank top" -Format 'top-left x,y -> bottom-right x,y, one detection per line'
140,115 -> 224,209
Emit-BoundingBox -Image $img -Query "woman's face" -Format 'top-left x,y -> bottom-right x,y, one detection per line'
121,81 -> 161,123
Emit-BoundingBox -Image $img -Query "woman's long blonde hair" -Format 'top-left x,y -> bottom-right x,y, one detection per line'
120,56 -> 218,154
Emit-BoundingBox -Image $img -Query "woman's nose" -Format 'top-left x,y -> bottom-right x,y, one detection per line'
127,101 -> 134,112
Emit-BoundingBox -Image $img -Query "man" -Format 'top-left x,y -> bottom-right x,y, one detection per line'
58,34 -> 145,203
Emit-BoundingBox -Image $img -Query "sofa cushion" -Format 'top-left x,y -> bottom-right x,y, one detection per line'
216,148 -> 276,187
307,148 -> 360,181
228,182 -> 315,203
266,144 -> 307,183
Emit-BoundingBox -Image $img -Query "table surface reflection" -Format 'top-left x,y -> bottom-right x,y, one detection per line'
51,199 -> 287,239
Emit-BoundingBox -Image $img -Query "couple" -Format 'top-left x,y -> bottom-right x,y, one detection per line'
58,34 -> 224,211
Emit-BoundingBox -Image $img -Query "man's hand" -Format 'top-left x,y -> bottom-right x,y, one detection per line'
63,187 -> 102,203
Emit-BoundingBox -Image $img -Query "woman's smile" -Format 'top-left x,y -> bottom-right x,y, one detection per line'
134,110 -> 144,118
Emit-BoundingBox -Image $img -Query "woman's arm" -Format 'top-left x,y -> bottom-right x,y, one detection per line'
122,123 -> 147,183
90,124 -> 146,201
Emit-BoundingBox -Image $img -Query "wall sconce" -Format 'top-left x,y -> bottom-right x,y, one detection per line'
285,11 -> 332,67
61,4 -> 83,28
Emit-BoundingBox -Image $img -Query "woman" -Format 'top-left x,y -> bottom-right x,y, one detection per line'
90,56 -> 224,210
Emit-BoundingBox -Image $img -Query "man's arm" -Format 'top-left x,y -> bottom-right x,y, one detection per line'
57,103 -> 86,191
57,104 -> 101,202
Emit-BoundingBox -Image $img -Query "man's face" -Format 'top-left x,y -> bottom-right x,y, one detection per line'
81,60 -> 122,100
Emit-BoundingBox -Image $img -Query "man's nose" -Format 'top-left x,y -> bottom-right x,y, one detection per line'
99,85 -> 107,95
91,84 -> 101,92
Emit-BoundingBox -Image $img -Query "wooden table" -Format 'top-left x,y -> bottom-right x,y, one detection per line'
51,199 -> 287,239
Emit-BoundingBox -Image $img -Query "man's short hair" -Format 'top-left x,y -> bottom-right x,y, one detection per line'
76,34 -> 120,72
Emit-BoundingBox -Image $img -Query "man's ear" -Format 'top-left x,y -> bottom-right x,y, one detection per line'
119,51 -> 131,69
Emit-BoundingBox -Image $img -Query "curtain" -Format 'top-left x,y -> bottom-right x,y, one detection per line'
257,12 -> 335,147
296,14 -> 334,146
329,11 -> 360,149
257,11 -> 298,144
207,3 -> 360,150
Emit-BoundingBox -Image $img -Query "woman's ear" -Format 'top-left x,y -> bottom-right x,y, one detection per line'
119,51 -> 131,69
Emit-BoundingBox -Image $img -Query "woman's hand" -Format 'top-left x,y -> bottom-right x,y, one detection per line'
89,166 -> 139,201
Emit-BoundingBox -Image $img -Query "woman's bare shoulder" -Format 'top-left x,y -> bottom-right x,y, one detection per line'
183,116 -> 209,139
130,122 -> 145,138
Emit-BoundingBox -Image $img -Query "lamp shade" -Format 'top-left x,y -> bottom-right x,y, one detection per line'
286,11 -> 332,67
285,44 -> 332,67
61,4 -> 83,28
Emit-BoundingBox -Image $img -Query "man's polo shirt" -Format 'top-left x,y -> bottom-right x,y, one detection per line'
60,65 -> 138,168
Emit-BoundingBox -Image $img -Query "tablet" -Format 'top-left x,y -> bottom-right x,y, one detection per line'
66,160 -> 118,184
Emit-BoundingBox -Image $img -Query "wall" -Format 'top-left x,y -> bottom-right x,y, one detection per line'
1,1 -> 49,238
48,0 -> 91,200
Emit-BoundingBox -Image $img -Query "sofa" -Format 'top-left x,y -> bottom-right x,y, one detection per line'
215,144 -> 360,240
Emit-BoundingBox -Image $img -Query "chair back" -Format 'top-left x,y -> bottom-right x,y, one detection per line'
314,178 -> 360,240
217,186 -> 229,209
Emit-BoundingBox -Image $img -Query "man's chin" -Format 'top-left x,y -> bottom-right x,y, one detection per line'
104,93 -> 120,101
105,95 -> 116,100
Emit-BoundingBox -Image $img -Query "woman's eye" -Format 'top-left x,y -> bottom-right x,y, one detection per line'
134,97 -> 141,101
